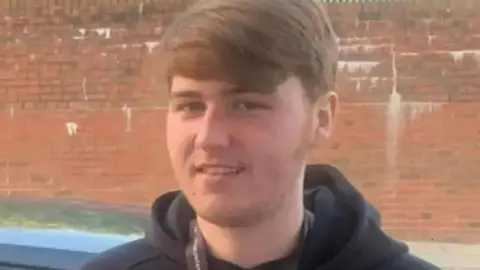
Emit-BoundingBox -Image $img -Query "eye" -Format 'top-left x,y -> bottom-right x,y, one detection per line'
232,101 -> 268,111
172,101 -> 206,113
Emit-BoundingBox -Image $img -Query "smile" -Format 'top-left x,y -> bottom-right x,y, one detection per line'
196,164 -> 245,175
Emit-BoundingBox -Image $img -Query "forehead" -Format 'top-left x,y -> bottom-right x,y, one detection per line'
170,76 -> 238,94
169,76 -> 276,101
169,75 -> 305,99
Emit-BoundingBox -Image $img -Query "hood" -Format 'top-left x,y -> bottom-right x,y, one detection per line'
146,164 -> 408,270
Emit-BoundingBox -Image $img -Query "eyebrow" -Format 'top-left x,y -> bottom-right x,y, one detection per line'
169,87 -> 247,99
169,90 -> 202,99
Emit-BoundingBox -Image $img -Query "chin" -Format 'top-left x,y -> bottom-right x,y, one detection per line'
197,210 -> 256,228
194,200 -> 265,228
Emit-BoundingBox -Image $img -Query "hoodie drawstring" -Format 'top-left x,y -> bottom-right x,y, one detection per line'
186,220 -> 209,270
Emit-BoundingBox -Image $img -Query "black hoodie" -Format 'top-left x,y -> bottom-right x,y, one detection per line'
80,164 -> 441,270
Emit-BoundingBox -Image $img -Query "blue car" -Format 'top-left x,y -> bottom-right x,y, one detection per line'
0,196 -> 150,270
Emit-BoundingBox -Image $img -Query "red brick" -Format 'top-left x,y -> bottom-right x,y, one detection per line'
0,0 -> 478,244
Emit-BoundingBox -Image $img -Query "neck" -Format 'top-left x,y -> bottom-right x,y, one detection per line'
196,187 -> 304,268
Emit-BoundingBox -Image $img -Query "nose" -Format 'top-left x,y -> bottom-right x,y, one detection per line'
194,109 -> 230,149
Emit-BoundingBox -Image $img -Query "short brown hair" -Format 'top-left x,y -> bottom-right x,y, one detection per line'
156,0 -> 338,102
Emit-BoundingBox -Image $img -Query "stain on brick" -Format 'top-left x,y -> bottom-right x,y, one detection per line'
363,182 -> 377,188
420,213 -> 432,220
9,161 -> 30,168
30,173 -> 52,184
468,222 -> 480,229
399,172 -> 422,180
343,119 -> 354,126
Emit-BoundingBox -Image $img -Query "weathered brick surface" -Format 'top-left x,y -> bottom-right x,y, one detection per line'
0,1 -> 478,243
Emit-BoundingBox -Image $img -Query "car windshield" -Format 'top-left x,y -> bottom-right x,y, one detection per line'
0,0 -> 479,270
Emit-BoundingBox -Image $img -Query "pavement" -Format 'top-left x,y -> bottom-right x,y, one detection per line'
407,242 -> 480,270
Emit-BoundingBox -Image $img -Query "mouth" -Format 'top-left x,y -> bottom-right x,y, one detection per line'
195,164 -> 246,176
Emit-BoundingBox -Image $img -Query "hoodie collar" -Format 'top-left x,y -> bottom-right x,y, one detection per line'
299,164 -> 408,269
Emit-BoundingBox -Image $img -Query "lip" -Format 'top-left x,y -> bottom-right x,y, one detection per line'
193,163 -> 246,182
196,164 -> 244,173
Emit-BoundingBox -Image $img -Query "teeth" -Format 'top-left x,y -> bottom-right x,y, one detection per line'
199,166 -> 241,174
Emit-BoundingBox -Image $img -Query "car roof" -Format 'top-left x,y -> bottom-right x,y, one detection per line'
0,196 -> 149,269
0,195 -> 150,236
0,228 -> 141,253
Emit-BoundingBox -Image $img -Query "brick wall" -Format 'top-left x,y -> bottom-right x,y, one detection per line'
0,0 -> 478,243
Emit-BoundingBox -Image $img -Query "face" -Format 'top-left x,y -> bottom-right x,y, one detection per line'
166,76 -> 336,228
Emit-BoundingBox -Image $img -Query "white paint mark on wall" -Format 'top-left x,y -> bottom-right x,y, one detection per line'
9,105 -> 14,118
386,46 -> 401,173
73,28 -> 87,40
427,35 -> 435,45
337,61 -> 380,74
145,41 -> 160,54
349,77 -> 391,93
447,50 -> 480,64
338,37 -> 369,43
369,77 -> 379,92
115,42 -> 156,50
400,52 -> 418,56
386,91 -> 402,172
339,45 -> 359,53
121,43 -> 137,49
451,51 -> 466,63
339,44 -> 389,53
66,122 -> 79,136
74,28 -> 112,40
138,1 -> 144,15
95,28 -> 111,39
385,46 -> 445,177
352,79 -> 361,92
349,76 -> 390,81
122,104 -> 132,132
82,78 -> 88,101
405,102 -> 442,121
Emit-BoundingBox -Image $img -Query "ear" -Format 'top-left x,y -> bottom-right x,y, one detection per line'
310,91 -> 338,146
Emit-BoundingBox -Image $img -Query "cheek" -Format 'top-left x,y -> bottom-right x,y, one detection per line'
166,116 -> 190,165
241,119 -> 305,177
166,117 -> 178,153
264,115 -> 306,154
166,118 -> 195,191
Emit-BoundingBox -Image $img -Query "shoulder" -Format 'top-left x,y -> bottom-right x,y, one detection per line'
373,252 -> 441,270
79,238 -> 172,270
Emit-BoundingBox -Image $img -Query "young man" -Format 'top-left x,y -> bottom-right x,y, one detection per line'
82,0 -> 441,269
